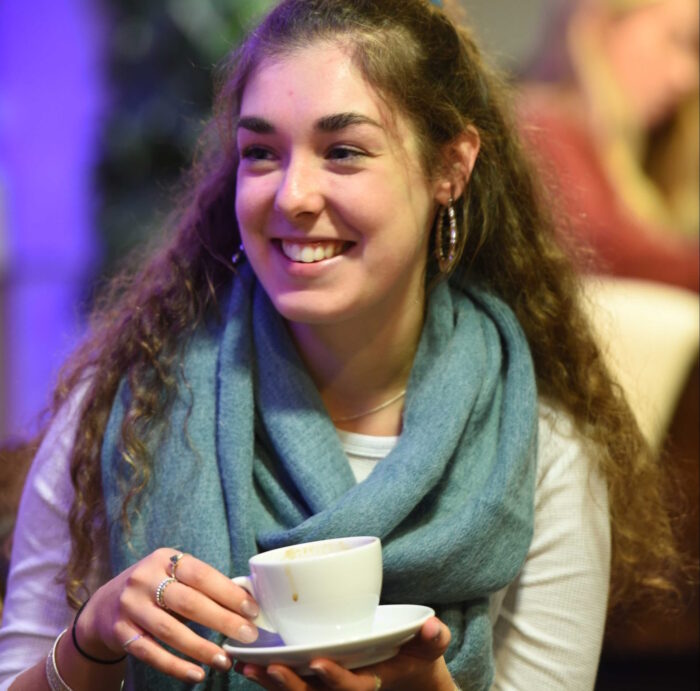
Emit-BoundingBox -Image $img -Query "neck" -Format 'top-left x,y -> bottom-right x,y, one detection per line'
287,293 -> 425,436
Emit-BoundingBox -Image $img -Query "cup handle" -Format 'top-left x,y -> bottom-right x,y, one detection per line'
232,575 -> 276,633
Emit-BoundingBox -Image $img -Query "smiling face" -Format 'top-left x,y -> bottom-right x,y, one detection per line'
234,41 -> 441,331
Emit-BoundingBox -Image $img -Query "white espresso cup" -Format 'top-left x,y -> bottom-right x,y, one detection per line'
233,536 -> 382,646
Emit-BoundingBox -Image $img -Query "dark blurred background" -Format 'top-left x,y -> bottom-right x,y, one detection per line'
0,0 -> 697,688
97,0 -> 276,276
0,0 -> 275,437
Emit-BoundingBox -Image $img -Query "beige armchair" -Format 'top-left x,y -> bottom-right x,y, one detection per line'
581,276 -> 699,454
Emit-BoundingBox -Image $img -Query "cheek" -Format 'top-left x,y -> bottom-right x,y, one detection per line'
234,175 -> 250,230
334,174 -> 432,238
235,177 -> 268,238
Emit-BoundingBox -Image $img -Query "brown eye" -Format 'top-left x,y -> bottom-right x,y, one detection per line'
327,146 -> 365,161
241,146 -> 275,161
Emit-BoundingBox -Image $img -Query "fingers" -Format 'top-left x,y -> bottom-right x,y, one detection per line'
122,549 -> 259,644
122,605 -> 232,673
101,547 -> 263,683
246,660 -> 382,691
305,656 -> 438,691
113,626 -> 209,684
239,661 -> 381,691
397,617 -> 451,660
304,663 -> 380,690
237,663 -> 325,690
152,576 -> 259,643
158,548 -> 261,620
284,617 -> 451,690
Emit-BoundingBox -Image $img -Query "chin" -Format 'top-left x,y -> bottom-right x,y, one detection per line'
269,293 -> 355,326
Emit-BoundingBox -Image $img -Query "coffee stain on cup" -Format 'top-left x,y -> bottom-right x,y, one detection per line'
284,565 -> 299,603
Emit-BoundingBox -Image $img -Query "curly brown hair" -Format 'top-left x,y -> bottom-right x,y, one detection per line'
52,0 -> 681,611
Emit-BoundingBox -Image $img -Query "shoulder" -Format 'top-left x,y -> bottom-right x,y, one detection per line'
23,379 -> 93,508
535,400 -> 601,493
523,402 -> 611,582
533,399 -> 610,561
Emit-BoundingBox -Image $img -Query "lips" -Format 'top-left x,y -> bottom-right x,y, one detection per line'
279,239 -> 349,263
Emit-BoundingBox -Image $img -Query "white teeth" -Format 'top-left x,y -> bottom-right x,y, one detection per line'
280,240 -> 345,263
286,243 -> 302,261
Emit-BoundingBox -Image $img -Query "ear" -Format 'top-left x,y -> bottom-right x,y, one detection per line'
433,126 -> 481,206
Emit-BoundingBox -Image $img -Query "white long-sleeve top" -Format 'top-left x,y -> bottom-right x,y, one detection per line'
0,397 -> 610,690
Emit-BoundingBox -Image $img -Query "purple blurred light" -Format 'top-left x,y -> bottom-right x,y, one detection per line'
0,0 -> 105,436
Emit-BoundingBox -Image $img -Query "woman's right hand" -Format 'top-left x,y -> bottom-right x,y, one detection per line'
74,548 -> 259,683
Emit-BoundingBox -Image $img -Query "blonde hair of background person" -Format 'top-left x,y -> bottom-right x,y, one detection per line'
526,0 -> 699,238
0,0 -> 687,689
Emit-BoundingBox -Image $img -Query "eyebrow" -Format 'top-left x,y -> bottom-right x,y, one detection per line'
316,112 -> 383,132
236,116 -> 275,134
236,112 -> 383,134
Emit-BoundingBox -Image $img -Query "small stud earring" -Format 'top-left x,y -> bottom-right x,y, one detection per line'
231,244 -> 245,265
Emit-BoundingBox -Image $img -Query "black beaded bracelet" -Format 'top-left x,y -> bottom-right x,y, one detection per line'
71,598 -> 127,665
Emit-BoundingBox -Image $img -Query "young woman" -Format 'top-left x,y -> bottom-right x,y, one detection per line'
0,1 -> 680,689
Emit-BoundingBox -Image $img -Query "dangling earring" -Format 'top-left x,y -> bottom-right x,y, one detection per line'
231,243 -> 245,265
435,197 -> 457,273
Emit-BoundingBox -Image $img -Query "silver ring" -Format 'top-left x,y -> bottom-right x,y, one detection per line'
169,552 -> 186,580
373,674 -> 382,690
155,577 -> 177,610
121,633 -> 144,650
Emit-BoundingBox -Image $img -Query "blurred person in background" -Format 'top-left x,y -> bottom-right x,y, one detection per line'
518,0 -> 699,292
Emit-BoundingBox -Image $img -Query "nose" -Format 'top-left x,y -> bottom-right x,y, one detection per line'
274,154 -> 324,220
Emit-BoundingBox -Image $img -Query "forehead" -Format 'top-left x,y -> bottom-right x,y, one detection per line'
239,41 -> 399,131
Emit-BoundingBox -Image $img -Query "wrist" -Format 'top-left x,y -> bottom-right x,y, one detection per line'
73,598 -> 125,663
45,630 -> 71,691
50,625 -> 124,691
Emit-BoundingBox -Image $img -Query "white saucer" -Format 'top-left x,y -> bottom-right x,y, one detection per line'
223,604 -> 434,675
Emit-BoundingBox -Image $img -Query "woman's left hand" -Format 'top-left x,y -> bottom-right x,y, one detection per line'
235,616 -> 455,690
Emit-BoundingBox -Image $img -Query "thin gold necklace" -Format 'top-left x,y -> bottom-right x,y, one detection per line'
331,390 -> 407,423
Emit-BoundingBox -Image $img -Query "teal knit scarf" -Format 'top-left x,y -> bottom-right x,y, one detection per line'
102,264 -> 538,690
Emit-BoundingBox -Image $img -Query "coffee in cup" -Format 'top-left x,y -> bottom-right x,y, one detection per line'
233,536 -> 382,646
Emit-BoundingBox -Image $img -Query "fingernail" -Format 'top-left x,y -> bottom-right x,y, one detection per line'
237,624 -> 258,643
243,665 -> 262,683
268,669 -> 285,684
241,599 -> 259,618
213,653 -> 231,670
186,668 -> 205,682
424,619 -> 441,641
309,663 -> 330,680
